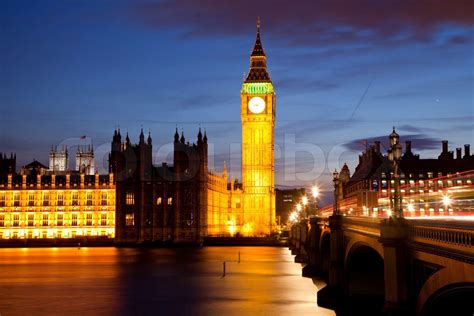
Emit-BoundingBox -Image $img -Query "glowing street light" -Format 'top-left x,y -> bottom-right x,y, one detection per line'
302,196 -> 308,206
296,203 -> 302,212
289,211 -> 298,223
312,186 -> 319,198
442,195 -> 451,207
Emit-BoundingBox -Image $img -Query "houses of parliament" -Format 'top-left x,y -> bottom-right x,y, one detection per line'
0,21 -> 276,244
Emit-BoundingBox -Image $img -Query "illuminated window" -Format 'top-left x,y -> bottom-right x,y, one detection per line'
57,231 -> 62,239
428,172 -> 433,179
101,192 -> 107,206
126,192 -> 135,205
57,213 -> 63,226
72,192 -> 78,206
167,197 -> 173,205
100,213 -> 107,226
43,192 -> 49,206
13,214 -> 19,227
42,214 -> 49,226
57,192 -> 64,206
13,192 -> 20,206
28,192 -> 35,206
86,213 -> 93,226
438,172 -> 443,177
28,214 -> 34,227
125,213 -> 134,226
236,200 -> 241,208
72,214 -> 78,226
0,193 -> 5,207
156,197 -> 162,205
0,214 -> 4,227
86,192 -> 93,206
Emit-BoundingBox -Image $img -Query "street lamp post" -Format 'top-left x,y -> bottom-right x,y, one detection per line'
333,170 -> 340,215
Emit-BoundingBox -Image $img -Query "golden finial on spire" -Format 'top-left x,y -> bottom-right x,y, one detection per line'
257,16 -> 261,31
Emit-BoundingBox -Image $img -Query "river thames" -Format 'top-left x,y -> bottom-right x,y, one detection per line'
0,246 -> 334,315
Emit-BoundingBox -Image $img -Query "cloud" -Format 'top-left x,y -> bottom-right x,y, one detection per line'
129,0 -> 474,46
344,133 -> 441,152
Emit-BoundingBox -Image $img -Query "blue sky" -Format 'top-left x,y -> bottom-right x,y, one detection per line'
1,0 -> 473,200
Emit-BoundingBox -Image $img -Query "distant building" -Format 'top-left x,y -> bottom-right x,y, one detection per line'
110,128 -> 242,244
0,170 -> 115,240
337,127 -> 474,213
49,146 -> 69,172
76,145 -> 95,175
276,188 -> 305,225
20,160 -> 48,176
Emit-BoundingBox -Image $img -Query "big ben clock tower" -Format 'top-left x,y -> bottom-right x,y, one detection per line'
241,18 -> 275,236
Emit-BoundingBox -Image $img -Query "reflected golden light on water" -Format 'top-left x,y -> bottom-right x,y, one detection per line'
0,247 -> 334,315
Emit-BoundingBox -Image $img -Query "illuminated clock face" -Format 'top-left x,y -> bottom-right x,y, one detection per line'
248,97 -> 266,114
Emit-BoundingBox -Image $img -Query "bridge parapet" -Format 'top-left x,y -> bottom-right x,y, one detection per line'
342,216 -> 382,238
407,219 -> 474,262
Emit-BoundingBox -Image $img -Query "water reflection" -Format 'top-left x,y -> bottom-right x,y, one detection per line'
0,247 -> 334,315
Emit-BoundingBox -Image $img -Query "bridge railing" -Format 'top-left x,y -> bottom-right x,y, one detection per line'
408,219 -> 474,247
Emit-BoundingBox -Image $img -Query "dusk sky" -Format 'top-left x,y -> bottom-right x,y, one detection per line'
1,0 -> 473,201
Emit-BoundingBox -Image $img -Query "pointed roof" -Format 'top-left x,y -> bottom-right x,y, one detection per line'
197,127 -> 203,143
139,128 -> 145,143
251,17 -> 265,57
147,130 -> 152,144
174,127 -> 180,143
390,126 -> 399,138
23,160 -> 48,170
244,17 -> 271,83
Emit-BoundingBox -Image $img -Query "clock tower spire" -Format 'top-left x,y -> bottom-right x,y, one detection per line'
240,18 -> 276,236
245,17 -> 271,83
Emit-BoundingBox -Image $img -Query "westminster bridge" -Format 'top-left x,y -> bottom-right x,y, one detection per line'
289,172 -> 474,315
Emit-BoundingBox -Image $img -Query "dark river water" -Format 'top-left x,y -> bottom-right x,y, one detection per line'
0,247 -> 334,316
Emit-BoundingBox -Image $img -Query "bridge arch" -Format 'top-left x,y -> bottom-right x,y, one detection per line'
344,242 -> 385,313
344,237 -> 383,265
417,264 -> 474,315
319,231 -> 331,280
419,282 -> 474,315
